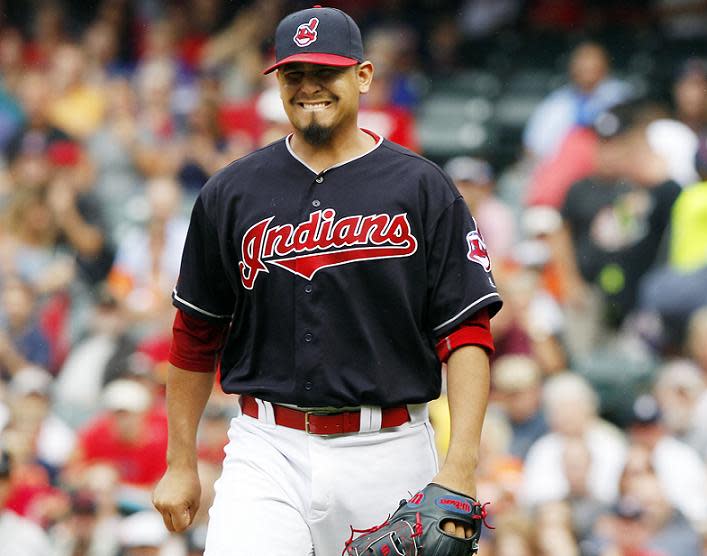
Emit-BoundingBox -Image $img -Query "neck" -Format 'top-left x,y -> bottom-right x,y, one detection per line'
289,125 -> 376,173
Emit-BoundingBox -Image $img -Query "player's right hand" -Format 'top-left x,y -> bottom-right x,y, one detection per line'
152,466 -> 201,532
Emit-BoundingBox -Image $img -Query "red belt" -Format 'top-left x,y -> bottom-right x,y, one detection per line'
239,395 -> 410,435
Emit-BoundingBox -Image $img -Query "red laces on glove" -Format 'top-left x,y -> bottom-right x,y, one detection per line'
342,515 -> 392,555
473,501 -> 494,529
413,512 -> 423,538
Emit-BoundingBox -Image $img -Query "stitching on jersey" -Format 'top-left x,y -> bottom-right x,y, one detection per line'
172,290 -> 232,319
432,292 -> 501,333
284,133 -> 384,174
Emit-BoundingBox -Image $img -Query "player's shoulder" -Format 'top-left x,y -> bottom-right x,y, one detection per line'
208,138 -> 287,187
378,139 -> 458,194
378,139 -> 444,174
198,138 -> 288,203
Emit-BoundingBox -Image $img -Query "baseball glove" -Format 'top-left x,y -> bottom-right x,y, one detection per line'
342,483 -> 490,556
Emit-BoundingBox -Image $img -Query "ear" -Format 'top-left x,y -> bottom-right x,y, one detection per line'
356,61 -> 374,94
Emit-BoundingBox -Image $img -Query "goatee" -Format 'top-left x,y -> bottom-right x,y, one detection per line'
302,122 -> 333,146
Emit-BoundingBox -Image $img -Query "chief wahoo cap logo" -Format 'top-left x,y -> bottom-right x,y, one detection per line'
293,17 -> 319,47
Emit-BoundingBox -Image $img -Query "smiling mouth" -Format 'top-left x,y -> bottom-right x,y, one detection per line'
297,101 -> 332,111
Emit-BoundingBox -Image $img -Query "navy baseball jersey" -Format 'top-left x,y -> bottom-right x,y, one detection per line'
173,135 -> 502,407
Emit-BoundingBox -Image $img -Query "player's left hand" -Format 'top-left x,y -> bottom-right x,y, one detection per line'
343,482 -> 488,555
431,465 -> 477,539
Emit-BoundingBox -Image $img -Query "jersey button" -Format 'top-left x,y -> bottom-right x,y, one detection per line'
304,284 -> 313,294
315,176 -> 324,183
304,380 -> 313,390
304,332 -> 313,342
312,199 -> 321,207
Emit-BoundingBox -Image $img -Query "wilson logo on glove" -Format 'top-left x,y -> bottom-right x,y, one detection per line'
436,497 -> 472,514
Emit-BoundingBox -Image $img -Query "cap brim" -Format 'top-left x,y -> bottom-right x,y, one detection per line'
264,53 -> 359,74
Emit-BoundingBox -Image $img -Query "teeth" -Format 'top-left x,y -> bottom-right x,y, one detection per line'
300,102 -> 329,110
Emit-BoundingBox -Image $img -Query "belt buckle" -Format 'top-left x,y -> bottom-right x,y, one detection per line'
304,410 -> 340,435
304,411 -> 323,435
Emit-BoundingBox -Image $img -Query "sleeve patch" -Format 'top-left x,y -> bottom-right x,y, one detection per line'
465,229 -> 491,272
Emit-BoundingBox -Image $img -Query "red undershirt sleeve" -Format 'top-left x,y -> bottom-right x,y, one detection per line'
169,309 -> 229,372
435,307 -> 494,363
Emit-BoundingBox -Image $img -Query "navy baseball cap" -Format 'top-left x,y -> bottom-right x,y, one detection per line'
263,5 -> 364,74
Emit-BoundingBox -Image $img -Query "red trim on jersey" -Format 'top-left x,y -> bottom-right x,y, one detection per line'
361,128 -> 381,142
435,308 -> 494,363
169,309 -> 229,372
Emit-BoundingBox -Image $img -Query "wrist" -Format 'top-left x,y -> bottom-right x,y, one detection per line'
433,463 -> 477,498
443,449 -> 479,470
166,450 -> 199,470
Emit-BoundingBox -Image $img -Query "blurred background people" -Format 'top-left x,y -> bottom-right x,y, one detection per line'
672,58 -> 707,136
67,378 -> 167,512
490,354 -> 548,461
627,394 -> 707,529
117,509 -> 171,556
548,100 -> 685,358
445,155 -> 517,264
522,42 -> 634,162
0,277 -> 51,378
637,134 -> 707,347
521,372 -> 627,507
0,449 -> 53,556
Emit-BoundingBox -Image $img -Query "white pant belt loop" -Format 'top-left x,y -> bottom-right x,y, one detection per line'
406,403 -> 428,425
255,398 -> 276,425
358,406 -> 382,432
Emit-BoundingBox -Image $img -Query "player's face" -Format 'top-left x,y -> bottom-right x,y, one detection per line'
277,62 -> 373,145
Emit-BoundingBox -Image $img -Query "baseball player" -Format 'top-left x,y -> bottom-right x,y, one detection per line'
152,5 -> 502,555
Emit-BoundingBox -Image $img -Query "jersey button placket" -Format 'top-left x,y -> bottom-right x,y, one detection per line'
295,172 -> 325,399
312,174 -> 324,207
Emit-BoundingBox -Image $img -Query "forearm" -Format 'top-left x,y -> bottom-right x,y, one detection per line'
165,365 -> 216,469
444,345 -> 490,474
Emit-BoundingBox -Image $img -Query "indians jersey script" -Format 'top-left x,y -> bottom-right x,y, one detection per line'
173,135 -> 502,406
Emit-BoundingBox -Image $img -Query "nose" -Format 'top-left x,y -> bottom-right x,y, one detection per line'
299,72 -> 323,94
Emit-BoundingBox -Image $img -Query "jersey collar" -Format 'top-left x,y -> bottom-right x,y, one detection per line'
285,129 -> 383,175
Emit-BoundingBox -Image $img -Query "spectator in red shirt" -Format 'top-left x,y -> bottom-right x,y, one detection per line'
71,379 -> 167,490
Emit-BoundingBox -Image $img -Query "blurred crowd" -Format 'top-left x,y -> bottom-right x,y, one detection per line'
0,1 -> 705,555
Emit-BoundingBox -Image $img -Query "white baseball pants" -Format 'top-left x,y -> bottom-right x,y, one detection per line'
204,401 -> 438,555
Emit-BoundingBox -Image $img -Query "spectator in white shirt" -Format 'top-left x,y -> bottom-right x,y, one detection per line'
521,372 -> 627,506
